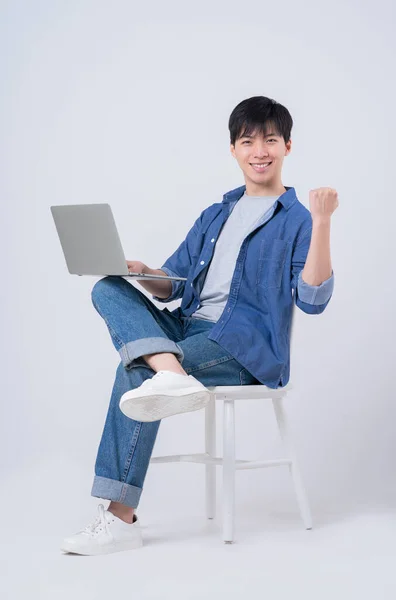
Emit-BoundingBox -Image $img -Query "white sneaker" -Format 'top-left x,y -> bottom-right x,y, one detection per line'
119,370 -> 211,422
61,504 -> 143,555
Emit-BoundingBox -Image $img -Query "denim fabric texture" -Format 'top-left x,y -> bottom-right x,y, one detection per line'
90,184 -> 335,508
91,278 -> 260,508
153,185 -> 334,388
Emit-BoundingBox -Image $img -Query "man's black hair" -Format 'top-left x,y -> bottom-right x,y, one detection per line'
228,96 -> 293,146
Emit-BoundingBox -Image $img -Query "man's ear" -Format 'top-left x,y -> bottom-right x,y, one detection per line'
285,139 -> 292,156
230,144 -> 236,158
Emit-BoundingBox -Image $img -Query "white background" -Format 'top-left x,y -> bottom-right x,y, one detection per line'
1,0 -> 395,597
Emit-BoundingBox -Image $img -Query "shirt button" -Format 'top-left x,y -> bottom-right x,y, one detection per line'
200,260 -> 205,265
190,282 -> 193,287
211,238 -> 215,243
197,304 -> 200,308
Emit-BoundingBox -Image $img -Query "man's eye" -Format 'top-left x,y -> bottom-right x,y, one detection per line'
242,141 -> 251,144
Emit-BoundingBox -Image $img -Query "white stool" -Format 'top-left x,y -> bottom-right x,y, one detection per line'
150,306 -> 313,543
150,381 -> 312,543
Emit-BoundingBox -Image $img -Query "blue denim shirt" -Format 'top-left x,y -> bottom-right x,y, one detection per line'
154,185 -> 334,388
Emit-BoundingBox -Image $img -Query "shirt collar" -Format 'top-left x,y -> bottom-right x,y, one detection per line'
222,185 -> 297,211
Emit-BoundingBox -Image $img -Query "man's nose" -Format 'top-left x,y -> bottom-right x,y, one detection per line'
253,145 -> 269,157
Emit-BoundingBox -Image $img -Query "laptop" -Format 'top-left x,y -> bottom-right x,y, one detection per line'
50,203 -> 187,281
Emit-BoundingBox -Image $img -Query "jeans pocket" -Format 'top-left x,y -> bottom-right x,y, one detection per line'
256,238 -> 288,290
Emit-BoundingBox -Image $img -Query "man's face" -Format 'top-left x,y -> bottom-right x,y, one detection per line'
230,126 -> 292,192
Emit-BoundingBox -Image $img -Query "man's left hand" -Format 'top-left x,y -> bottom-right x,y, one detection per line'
309,187 -> 339,222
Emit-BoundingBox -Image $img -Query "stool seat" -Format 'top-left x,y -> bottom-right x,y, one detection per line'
207,382 -> 293,398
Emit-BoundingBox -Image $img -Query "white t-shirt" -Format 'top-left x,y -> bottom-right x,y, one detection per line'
192,192 -> 279,322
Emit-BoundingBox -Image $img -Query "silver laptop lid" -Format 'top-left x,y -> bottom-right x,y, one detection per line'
50,203 -> 130,276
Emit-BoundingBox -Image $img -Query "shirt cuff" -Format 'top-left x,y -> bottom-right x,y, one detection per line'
151,266 -> 184,303
297,269 -> 334,305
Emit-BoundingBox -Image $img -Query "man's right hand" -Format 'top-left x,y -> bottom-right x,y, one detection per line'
125,261 -> 172,300
126,260 -> 150,274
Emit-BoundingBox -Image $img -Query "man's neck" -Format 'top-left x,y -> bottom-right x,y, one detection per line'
245,181 -> 286,197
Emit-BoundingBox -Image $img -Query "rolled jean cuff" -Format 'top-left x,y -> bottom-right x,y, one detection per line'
91,475 -> 142,508
119,337 -> 185,369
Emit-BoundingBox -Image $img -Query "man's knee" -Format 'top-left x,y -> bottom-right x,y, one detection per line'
91,275 -> 142,307
91,276 -> 124,305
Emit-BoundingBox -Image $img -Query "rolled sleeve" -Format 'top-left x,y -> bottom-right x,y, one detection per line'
297,269 -> 334,305
152,266 -> 185,303
291,224 -> 334,315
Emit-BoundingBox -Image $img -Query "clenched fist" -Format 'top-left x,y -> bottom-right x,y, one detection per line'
309,188 -> 339,222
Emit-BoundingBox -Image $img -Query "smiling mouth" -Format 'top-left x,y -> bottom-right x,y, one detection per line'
250,162 -> 272,172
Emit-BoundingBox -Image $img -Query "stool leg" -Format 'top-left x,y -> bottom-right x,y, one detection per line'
205,395 -> 216,519
272,396 -> 313,530
223,399 -> 236,543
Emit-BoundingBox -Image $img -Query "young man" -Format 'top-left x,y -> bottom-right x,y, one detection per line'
61,96 -> 338,555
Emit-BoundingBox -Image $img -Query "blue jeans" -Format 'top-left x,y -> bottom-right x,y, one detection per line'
90,276 -> 260,508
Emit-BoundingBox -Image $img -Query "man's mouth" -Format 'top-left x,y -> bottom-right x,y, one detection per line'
250,162 -> 272,173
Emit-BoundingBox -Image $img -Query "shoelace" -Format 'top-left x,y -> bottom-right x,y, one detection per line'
139,370 -> 175,387
151,370 -> 171,379
83,504 -> 113,536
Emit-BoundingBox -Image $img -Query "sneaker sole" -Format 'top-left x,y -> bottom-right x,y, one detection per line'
120,389 -> 211,422
61,537 -> 143,556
